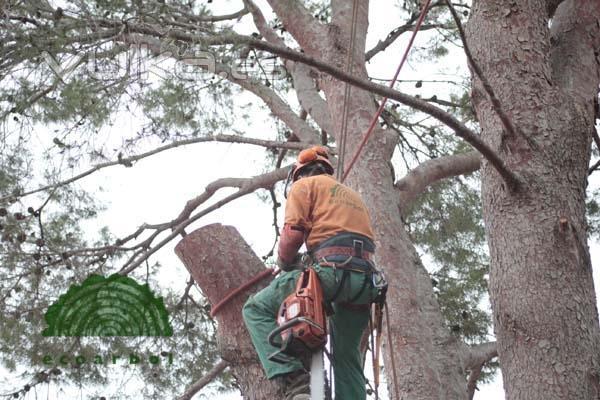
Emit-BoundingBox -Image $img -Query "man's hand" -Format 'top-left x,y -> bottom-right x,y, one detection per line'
276,253 -> 304,271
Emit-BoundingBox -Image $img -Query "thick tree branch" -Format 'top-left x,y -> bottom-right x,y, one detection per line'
242,0 -> 282,46
244,0 -> 333,133
395,151 -> 481,206
264,0 -> 328,54
550,0 -> 600,101
546,0 -> 566,17
467,364 -> 483,400
175,225 -> 283,398
462,341 -> 498,371
1,134 -> 305,203
177,360 -> 229,400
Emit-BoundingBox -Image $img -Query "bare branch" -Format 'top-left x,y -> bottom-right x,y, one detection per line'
423,95 -> 463,109
159,2 -> 249,23
175,177 -> 247,223
175,275 -> 195,310
366,22 -> 451,61
365,0 -> 455,61
119,167 -> 289,275
396,151 -> 481,206
1,134 -> 306,203
177,360 -> 229,400
589,158 -> 600,176
444,0 -> 523,144
592,126 -> 600,156
263,187 -> 281,260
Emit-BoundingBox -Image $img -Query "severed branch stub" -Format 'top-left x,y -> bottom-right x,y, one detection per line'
174,223 -> 281,399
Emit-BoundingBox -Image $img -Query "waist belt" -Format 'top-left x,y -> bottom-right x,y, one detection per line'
313,246 -> 373,261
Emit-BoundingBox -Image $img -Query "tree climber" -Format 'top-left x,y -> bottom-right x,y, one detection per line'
242,146 -> 382,400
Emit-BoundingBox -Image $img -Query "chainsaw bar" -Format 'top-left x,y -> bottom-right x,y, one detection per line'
310,350 -> 325,400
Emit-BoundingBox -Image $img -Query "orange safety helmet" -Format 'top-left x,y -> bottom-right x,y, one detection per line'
291,146 -> 334,182
283,146 -> 334,198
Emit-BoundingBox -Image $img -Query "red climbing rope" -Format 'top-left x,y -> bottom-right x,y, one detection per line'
210,268 -> 276,317
341,0 -> 433,183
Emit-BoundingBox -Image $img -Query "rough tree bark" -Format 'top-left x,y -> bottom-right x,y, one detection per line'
467,0 -> 600,398
175,224 -> 282,399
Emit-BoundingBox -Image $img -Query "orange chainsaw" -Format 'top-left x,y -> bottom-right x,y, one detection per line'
268,266 -> 328,364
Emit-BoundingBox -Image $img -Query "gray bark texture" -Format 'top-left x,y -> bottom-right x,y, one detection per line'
467,0 -> 600,398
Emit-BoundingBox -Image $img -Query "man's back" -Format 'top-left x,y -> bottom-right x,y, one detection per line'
284,174 -> 374,249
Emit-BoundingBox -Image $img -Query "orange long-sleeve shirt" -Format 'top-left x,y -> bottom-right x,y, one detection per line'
283,174 -> 375,250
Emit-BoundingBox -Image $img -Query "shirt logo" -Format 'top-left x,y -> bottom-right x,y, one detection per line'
329,184 -> 364,212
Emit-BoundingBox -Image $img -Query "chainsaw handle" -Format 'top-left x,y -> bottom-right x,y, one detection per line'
267,317 -> 325,348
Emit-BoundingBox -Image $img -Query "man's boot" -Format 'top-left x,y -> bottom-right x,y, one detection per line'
274,369 -> 310,400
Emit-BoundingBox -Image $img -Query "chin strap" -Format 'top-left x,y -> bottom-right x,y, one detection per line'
283,166 -> 294,199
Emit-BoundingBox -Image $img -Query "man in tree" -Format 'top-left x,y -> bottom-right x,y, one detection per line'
242,146 -> 381,400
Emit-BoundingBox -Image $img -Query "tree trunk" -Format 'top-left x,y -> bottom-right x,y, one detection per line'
467,0 -> 600,398
175,224 -> 281,400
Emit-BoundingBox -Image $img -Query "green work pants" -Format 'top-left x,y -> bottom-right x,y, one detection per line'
242,264 -> 377,400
